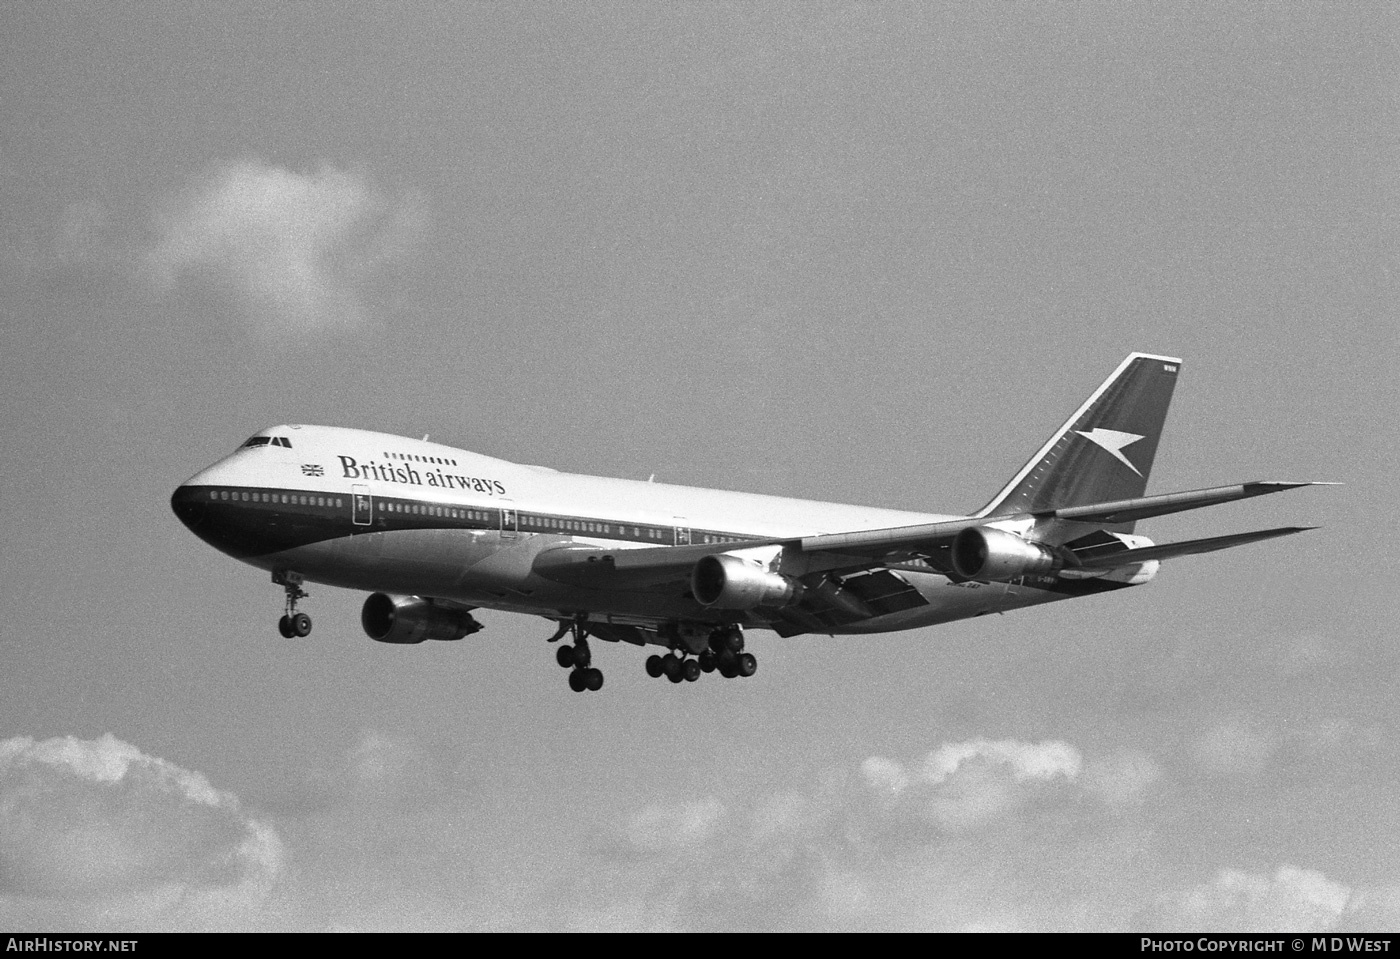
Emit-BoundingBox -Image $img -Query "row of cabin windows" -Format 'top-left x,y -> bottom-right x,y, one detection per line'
211,489 -> 340,507
382,501 -> 489,522
384,451 -> 457,467
207,489 -> 739,544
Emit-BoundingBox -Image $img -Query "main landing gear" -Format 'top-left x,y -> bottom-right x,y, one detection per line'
549,617 -> 604,693
645,626 -> 756,684
274,570 -> 312,638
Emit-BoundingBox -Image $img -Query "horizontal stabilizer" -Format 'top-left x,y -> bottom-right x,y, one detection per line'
1066,526 -> 1315,573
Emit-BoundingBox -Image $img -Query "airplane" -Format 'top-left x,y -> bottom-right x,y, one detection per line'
171,352 -> 1326,692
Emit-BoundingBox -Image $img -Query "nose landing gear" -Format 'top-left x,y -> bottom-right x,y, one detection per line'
274,570 -> 312,638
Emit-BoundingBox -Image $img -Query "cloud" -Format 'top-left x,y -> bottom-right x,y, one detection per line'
0,733 -> 283,900
1149,865 -> 1354,933
145,158 -> 424,333
570,738 -> 1163,931
863,738 -> 1084,832
0,733 -> 284,930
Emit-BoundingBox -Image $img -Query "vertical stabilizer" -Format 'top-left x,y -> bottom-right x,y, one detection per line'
976,353 -> 1181,529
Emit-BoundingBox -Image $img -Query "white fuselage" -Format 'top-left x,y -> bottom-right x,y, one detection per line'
172,425 -> 1097,637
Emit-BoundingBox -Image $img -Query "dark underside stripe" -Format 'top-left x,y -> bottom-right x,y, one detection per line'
171,485 -> 761,558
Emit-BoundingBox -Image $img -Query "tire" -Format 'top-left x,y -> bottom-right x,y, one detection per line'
584,668 -> 604,692
278,615 -> 294,638
683,659 -> 701,682
662,654 -> 683,681
572,643 -> 591,668
568,669 -> 587,692
698,650 -> 716,673
557,645 -> 576,669
645,654 -> 665,678
710,628 -> 743,653
736,652 -> 757,677
291,612 -> 312,637
719,663 -> 738,679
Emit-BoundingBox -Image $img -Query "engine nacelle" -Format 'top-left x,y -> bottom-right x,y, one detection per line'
691,553 -> 801,610
951,527 -> 1060,582
361,593 -> 483,644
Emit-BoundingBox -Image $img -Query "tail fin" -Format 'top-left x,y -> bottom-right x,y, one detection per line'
976,352 -> 1181,530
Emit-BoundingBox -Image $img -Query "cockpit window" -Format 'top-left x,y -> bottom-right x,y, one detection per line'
241,436 -> 292,449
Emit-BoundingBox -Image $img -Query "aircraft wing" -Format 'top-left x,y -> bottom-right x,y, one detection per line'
800,482 -> 1325,557
530,481 -> 1327,591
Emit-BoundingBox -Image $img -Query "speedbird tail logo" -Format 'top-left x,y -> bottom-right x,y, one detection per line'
1073,428 -> 1146,476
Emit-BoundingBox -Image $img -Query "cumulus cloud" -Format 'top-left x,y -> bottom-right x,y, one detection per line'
574,738 -> 1171,931
1149,865 -> 1354,933
145,158 -> 424,333
0,733 -> 283,899
861,738 -> 1084,832
0,733 -> 284,930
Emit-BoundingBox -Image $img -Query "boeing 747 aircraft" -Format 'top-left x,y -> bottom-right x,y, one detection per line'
171,353 -> 1324,692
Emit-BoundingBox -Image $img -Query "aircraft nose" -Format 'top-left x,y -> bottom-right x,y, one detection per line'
170,485 -> 206,532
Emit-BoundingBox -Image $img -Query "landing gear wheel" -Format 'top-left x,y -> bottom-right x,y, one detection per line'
683,659 -> 701,682
571,641 -> 592,669
557,645 -> 576,669
583,668 -> 604,692
662,654 -> 683,682
698,650 -> 716,673
568,669 -> 587,692
736,652 -> 757,677
709,626 -> 744,654
645,654 -> 665,678
718,654 -> 739,679
275,571 -> 311,637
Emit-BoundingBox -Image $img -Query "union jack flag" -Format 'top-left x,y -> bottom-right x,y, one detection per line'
300,464 -> 324,476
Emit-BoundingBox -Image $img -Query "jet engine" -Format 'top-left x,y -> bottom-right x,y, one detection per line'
361,593 -> 483,644
691,553 -> 801,610
950,527 -> 1060,582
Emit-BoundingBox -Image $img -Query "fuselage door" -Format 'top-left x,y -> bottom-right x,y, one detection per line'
352,484 -> 373,526
674,518 -> 691,546
499,499 -> 518,539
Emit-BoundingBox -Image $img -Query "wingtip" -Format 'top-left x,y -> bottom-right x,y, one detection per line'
1254,481 -> 1342,489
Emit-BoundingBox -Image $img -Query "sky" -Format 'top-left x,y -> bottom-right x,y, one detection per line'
0,1 -> 1396,932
